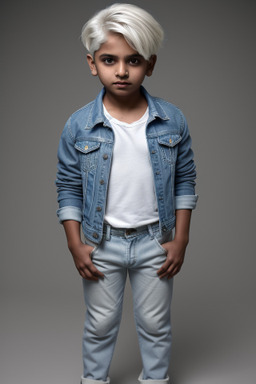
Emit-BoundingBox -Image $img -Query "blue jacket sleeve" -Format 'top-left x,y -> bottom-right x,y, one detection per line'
55,118 -> 83,223
175,113 -> 198,210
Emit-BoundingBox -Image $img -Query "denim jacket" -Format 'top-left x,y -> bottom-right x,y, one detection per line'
56,87 -> 198,244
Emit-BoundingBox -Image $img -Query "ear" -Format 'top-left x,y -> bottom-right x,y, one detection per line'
87,54 -> 98,76
146,55 -> 157,77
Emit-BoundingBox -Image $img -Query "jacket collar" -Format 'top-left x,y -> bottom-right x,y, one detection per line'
86,86 -> 169,129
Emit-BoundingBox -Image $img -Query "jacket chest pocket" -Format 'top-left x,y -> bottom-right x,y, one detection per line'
157,134 -> 182,165
75,140 -> 101,172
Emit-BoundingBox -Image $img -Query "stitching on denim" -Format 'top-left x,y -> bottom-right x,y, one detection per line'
67,117 -> 75,143
85,103 -> 93,129
179,110 -> 185,134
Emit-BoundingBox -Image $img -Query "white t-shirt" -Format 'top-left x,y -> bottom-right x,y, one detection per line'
103,106 -> 159,228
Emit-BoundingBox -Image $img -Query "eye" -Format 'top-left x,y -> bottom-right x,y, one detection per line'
103,57 -> 114,65
129,58 -> 140,65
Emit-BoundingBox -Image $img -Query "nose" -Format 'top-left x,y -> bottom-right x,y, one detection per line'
115,61 -> 128,78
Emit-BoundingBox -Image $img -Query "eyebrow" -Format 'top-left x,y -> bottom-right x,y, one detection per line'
98,53 -> 143,60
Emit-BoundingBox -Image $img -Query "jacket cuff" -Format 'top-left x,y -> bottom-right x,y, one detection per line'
57,206 -> 82,223
175,195 -> 198,210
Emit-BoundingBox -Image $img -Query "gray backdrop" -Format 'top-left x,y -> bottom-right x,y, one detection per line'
1,0 -> 256,383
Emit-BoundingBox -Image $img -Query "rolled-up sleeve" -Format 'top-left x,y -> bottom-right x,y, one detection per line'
175,112 -> 198,210
57,206 -> 82,223
175,194 -> 198,210
55,118 -> 83,223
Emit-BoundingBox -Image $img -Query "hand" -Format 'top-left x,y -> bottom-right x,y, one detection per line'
157,239 -> 187,279
69,242 -> 104,281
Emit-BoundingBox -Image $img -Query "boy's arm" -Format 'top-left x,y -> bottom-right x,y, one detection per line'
157,112 -> 198,279
157,209 -> 191,279
63,220 -> 104,281
56,118 -> 83,223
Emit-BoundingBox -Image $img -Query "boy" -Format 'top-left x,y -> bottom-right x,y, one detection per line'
56,4 -> 198,384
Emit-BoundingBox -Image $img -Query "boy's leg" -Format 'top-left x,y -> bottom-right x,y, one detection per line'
82,234 -> 127,383
129,226 -> 173,383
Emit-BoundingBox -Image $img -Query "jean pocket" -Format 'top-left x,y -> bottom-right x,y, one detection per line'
84,237 -> 98,257
153,236 -> 168,255
153,228 -> 173,254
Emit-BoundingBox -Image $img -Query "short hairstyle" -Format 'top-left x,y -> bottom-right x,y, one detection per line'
81,3 -> 164,60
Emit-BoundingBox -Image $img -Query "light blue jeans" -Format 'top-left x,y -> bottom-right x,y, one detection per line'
81,222 -> 173,384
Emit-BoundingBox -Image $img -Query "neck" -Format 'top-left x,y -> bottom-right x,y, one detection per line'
103,88 -> 147,112
103,89 -> 148,123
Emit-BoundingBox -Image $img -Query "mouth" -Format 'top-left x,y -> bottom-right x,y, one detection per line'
113,82 -> 131,88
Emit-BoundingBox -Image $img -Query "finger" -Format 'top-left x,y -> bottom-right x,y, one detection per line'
167,264 -> 182,279
158,270 -> 173,279
81,268 -> 100,281
91,267 -> 104,278
87,262 -> 104,278
77,262 -> 101,280
158,261 -> 180,279
157,259 -> 173,276
85,259 -> 104,278
159,269 -> 173,279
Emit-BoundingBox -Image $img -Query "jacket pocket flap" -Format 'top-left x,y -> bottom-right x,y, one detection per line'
75,141 -> 101,154
158,134 -> 182,147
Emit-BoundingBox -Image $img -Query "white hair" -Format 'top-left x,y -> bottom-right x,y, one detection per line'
81,3 -> 164,60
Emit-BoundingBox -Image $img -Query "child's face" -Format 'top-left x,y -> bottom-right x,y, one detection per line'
87,33 -> 156,99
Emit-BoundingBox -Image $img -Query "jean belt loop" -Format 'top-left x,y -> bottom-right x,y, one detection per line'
105,224 -> 111,241
147,223 -> 154,239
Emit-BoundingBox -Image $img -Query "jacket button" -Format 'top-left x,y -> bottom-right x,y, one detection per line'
103,154 -> 108,160
100,179 -> 105,185
96,206 -> 102,212
156,171 -> 160,175
93,232 -> 99,239
151,150 -> 156,154
162,226 -> 167,232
